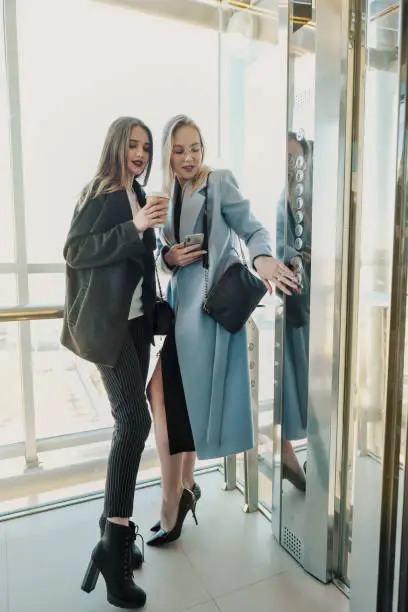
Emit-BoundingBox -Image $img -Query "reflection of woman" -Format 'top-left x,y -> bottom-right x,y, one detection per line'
146,115 -> 298,546
277,132 -> 312,492
62,117 -> 167,609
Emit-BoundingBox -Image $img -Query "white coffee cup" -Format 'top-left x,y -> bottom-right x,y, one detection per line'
146,191 -> 170,228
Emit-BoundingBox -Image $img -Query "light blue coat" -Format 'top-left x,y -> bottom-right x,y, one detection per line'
159,169 -> 273,460
277,195 -> 310,441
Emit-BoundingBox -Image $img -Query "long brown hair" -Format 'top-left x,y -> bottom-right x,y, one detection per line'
79,116 -> 153,207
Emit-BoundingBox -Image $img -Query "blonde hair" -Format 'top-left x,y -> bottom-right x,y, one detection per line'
161,114 -> 210,195
79,116 -> 153,207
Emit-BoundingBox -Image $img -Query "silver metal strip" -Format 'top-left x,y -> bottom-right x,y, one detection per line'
0,305 -> 64,322
332,0 -> 366,586
0,427 -> 114,461
271,0 -> 290,542
303,0 -> 349,583
4,0 -> 38,469
223,455 -> 237,490
0,263 -> 17,273
378,1 -> 408,608
0,464 -> 222,522
26,263 -> 66,274
0,305 -> 64,321
243,318 -> 259,513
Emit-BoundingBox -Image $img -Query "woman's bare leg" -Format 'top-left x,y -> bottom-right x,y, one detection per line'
282,439 -> 303,475
148,358 -> 183,531
182,452 -> 197,490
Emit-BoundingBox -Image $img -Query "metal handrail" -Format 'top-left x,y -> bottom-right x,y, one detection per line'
0,305 -> 64,322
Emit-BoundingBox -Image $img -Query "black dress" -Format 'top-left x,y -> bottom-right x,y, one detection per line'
160,180 -> 195,455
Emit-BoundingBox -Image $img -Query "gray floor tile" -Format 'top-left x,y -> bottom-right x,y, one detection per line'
215,569 -> 348,612
185,602 -> 220,612
3,473 -> 346,612
180,477 -> 297,598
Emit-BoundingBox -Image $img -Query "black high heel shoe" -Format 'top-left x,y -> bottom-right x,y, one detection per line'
147,489 -> 197,547
150,483 -> 201,533
81,520 -> 146,609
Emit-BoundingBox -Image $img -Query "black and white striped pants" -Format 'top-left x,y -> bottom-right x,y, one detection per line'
97,317 -> 152,518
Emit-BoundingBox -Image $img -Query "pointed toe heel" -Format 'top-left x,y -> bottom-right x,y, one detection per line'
147,489 -> 197,547
81,558 -> 100,593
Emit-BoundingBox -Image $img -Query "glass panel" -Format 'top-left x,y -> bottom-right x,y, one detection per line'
28,273 -> 65,305
355,16 -> 399,463
345,1 -> 401,588
0,276 -> 23,445
16,0 -> 219,262
32,318 -> 113,438
220,1 -> 284,511
1,0 -> 222,517
0,7 -> 15,263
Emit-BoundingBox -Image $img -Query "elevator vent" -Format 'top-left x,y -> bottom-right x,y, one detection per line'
282,526 -> 304,563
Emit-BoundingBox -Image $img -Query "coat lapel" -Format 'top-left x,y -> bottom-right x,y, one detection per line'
162,176 -> 209,245
190,183 -> 207,235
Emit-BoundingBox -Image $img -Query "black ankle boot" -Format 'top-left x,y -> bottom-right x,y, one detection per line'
82,520 -> 146,609
150,483 -> 201,533
99,516 -> 144,569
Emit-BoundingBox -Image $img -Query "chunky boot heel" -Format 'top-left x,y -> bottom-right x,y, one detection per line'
81,559 -> 100,593
81,521 -> 146,609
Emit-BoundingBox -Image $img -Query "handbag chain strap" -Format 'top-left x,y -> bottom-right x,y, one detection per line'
202,174 -> 248,303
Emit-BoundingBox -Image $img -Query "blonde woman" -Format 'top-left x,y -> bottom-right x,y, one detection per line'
146,115 -> 298,546
62,117 -> 167,609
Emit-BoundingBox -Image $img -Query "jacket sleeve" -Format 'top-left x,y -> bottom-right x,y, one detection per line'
156,232 -> 176,274
219,170 -> 273,265
63,196 -> 145,270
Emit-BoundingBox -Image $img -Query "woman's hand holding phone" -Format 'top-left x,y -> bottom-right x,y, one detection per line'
164,243 -> 207,268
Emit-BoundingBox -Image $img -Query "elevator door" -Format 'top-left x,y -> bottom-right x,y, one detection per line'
337,1 -> 408,611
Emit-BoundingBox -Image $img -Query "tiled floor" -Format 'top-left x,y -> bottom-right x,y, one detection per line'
0,472 -> 348,612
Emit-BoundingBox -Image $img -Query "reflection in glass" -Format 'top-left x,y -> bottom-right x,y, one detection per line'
279,131 -> 313,495
220,1 -> 286,513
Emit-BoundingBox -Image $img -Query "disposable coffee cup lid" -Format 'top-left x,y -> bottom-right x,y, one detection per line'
147,191 -> 170,199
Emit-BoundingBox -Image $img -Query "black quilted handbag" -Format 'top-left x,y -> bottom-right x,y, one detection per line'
201,177 -> 267,334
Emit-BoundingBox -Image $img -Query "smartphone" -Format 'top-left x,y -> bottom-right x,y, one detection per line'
184,233 -> 204,248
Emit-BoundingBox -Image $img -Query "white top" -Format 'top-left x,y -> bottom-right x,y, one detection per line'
126,189 -> 144,320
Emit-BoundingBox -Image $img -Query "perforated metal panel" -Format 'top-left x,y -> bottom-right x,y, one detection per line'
282,526 -> 304,563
